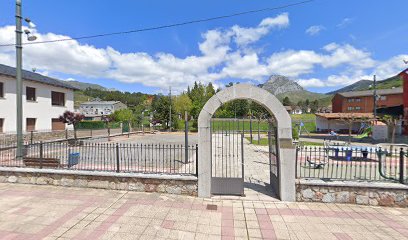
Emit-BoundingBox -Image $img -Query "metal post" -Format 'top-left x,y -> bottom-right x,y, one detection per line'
195,144 -> 198,177
373,75 -> 377,120
16,0 -> 24,160
30,131 -> 33,145
241,132 -> 244,186
116,144 -> 120,173
39,141 -> 43,169
169,87 -> 172,132
249,116 -> 253,143
257,119 -> 260,145
142,111 -> 144,134
400,148 -> 405,184
185,111 -> 188,163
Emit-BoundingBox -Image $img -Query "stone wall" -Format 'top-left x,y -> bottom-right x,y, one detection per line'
297,179 -> 408,207
0,167 -> 197,196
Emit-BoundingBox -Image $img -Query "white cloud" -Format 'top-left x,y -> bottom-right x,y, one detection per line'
231,13 -> 289,46
337,18 -> 353,28
0,13 -> 405,92
305,25 -> 324,36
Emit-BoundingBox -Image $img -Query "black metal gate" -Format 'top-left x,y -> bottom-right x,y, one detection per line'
268,121 -> 280,197
211,118 -> 244,195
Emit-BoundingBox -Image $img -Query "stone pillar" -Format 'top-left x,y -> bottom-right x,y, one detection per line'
278,138 -> 296,202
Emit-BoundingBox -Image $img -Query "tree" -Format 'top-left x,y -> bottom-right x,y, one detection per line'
338,113 -> 369,143
282,97 -> 292,106
310,100 -> 319,113
110,109 -> 135,123
380,115 -> 399,152
151,95 -> 177,129
59,111 -> 84,140
101,115 -> 113,140
173,94 -> 193,116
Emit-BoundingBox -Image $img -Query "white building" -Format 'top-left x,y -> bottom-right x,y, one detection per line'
79,101 -> 127,120
0,64 -> 76,133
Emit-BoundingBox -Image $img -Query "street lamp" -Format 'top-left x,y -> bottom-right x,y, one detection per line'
15,0 -> 37,159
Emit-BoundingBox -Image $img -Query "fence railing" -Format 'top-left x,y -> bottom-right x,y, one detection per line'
296,146 -> 407,184
0,141 -> 198,176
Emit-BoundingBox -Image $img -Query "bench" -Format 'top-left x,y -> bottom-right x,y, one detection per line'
23,157 -> 61,168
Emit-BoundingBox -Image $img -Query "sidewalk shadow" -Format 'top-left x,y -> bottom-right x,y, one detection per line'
244,181 -> 278,198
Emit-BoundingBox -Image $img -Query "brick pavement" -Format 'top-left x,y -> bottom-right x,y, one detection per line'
0,183 -> 407,239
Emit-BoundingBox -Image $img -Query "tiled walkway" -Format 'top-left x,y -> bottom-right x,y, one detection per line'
0,183 -> 407,240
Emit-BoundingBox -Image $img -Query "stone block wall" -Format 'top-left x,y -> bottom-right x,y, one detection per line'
0,168 -> 197,196
297,179 -> 408,207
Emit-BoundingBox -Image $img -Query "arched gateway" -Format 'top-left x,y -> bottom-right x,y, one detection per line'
197,84 -> 296,201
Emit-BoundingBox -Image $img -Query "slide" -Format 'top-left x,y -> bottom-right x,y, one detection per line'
356,126 -> 372,139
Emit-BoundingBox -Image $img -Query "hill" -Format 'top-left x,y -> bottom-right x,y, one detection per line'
327,80 -> 372,94
327,74 -> 403,94
63,80 -> 108,91
260,75 -> 331,106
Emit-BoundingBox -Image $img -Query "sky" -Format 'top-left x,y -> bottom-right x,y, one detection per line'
0,0 -> 407,94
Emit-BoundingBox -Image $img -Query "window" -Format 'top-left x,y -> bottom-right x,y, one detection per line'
380,96 -> 387,101
347,98 -> 354,103
51,91 -> 65,106
0,118 -> 3,133
26,87 -> 36,101
52,118 -> 65,131
0,82 -> 3,98
355,106 -> 361,110
26,118 -> 36,132
347,107 -> 354,111
355,98 -> 361,102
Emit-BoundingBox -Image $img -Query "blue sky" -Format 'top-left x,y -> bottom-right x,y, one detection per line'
0,0 -> 407,94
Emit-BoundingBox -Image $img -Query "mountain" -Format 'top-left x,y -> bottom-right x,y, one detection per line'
327,80 -> 372,95
327,74 -> 403,95
62,80 -> 108,91
260,75 -> 331,106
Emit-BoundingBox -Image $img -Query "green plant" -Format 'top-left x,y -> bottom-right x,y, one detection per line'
292,127 -> 299,140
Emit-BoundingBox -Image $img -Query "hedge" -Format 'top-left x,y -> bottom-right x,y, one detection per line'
76,121 -> 121,130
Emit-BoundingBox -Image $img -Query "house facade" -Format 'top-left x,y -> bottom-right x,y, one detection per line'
79,101 -> 127,120
332,88 -> 403,113
0,64 -> 76,133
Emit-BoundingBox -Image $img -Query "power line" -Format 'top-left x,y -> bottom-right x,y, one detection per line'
0,0 -> 314,47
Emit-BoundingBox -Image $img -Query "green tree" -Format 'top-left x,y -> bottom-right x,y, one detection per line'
282,96 -> 292,106
110,109 -> 135,123
310,100 -> 319,113
151,95 -> 177,129
173,94 -> 193,115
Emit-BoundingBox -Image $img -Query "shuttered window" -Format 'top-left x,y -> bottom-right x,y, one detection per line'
26,87 -> 36,101
51,91 -> 65,106
26,118 -> 36,132
0,82 -> 3,98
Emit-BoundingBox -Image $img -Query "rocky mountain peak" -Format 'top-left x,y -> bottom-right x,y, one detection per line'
260,75 -> 304,95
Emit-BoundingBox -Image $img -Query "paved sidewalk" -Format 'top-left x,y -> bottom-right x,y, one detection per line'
0,183 -> 407,240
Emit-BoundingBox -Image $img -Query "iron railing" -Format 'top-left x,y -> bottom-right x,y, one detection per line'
296,146 -> 407,184
0,140 -> 198,176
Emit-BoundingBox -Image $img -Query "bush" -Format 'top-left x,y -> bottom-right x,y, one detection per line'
292,127 -> 299,140
76,121 -> 105,129
76,120 -> 121,129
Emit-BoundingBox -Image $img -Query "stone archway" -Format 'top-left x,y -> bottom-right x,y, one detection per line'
197,84 -> 296,201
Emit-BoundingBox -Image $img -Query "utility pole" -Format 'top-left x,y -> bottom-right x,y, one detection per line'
184,111 -> 188,163
373,75 -> 377,120
15,0 -> 23,160
168,86 -> 172,132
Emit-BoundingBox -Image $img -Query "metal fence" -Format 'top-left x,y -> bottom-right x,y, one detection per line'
296,146 -> 407,184
0,140 -> 198,176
